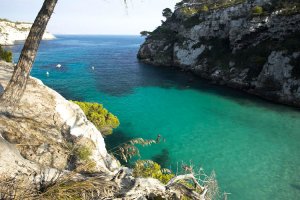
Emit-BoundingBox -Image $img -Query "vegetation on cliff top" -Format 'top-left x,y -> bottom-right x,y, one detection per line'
72,101 -> 120,136
176,0 -> 246,13
175,0 -> 300,17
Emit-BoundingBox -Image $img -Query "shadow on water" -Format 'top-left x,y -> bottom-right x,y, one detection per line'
10,35 -> 300,114
104,129 -> 135,151
152,148 -> 171,168
93,60 -> 300,113
57,88 -> 85,102
290,184 -> 300,191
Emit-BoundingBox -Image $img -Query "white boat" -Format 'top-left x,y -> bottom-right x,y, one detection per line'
92,66 -> 95,70
46,71 -> 49,76
56,64 -> 62,68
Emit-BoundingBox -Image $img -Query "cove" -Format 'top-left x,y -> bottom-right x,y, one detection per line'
10,35 -> 300,200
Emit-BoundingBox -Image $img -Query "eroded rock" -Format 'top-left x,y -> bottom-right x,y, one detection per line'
138,0 -> 300,107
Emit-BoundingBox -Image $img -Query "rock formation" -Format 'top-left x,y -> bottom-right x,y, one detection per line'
0,61 -> 209,199
0,19 -> 55,45
138,0 -> 300,107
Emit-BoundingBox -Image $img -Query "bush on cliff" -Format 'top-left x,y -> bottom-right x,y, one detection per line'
0,45 -> 12,63
72,101 -> 120,136
162,8 -> 173,19
252,6 -> 263,15
201,5 -> 209,12
140,30 -> 151,37
133,160 -> 175,184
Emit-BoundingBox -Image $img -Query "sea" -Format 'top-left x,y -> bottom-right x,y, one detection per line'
9,35 -> 300,200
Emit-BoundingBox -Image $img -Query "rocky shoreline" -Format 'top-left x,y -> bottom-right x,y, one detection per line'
138,0 -> 300,107
0,19 -> 55,45
0,61 -> 209,199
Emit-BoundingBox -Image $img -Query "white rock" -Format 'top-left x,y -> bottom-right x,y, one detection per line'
0,20 -> 55,45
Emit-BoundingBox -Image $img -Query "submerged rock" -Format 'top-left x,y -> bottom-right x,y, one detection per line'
138,0 -> 300,107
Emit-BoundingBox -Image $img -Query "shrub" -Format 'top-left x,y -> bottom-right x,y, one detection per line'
75,146 -> 92,161
162,8 -> 173,18
252,6 -> 263,15
133,160 -> 175,184
0,45 -> 12,62
110,138 -> 157,163
140,31 -> 151,37
201,5 -> 209,12
181,7 -> 199,16
72,101 -> 120,136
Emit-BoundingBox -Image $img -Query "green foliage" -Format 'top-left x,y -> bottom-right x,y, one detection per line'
75,146 -> 92,161
162,8 -> 173,18
252,6 -> 263,15
109,137 -> 158,163
201,5 -> 209,12
177,0 -> 246,13
181,7 -> 199,16
0,18 -> 13,23
0,45 -> 13,62
133,160 -> 175,184
72,101 -> 120,136
140,31 -> 151,37
17,27 -> 29,32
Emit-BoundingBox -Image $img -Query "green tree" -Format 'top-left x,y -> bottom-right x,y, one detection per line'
162,8 -> 173,18
0,46 -> 12,62
72,101 -> 120,136
133,160 -> 175,184
140,31 -> 151,37
201,5 -> 209,12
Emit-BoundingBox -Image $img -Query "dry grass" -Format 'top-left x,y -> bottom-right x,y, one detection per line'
109,137 -> 158,162
39,176 -> 118,200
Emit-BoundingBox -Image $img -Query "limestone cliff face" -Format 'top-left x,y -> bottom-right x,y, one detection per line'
0,61 -> 208,199
138,0 -> 300,107
0,19 -> 55,45
0,61 -> 118,173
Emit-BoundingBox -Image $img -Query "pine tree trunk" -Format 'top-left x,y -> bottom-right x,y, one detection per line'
0,0 -> 58,106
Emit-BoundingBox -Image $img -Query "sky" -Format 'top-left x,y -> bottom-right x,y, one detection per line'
0,0 -> 180,35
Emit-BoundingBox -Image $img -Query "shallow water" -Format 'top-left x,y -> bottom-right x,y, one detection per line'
10,35 -> 300,200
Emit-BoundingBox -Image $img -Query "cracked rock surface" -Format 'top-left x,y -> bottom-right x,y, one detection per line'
138,0 -> 300,107
0,61 -> 118,173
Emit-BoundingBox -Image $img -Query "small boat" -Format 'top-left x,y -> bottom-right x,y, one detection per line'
46,71 -> 49,76
56,64 -> 62,68
92,66 -> 95,70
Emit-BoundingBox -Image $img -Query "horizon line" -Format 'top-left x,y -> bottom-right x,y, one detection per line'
53,33 -> 141,36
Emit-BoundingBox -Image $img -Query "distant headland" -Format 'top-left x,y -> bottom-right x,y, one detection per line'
0,18 -> 55,45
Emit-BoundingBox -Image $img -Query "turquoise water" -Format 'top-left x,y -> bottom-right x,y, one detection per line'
10,36 -> 300,200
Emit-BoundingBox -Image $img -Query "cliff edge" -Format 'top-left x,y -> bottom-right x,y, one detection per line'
0,61 -> 208,199
0,19 -> 55,45
138,0 -> 300,107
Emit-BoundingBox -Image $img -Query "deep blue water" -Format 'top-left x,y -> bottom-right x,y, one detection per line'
9,35 -> 300,200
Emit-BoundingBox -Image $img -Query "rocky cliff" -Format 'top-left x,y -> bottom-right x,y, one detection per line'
0,19 -> 55,45
0,61 -> 118,173
138,0 -> 300,107
0,61 -> 208,199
